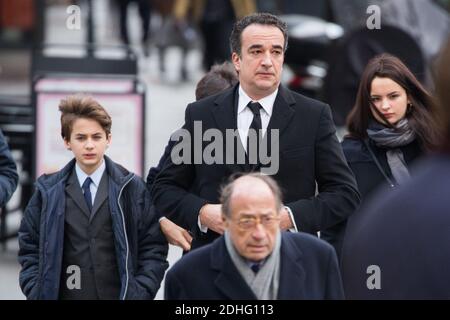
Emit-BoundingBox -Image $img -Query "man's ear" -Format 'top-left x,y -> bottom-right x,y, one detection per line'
106,133 -> 112,148
222,215 -> 229,228
64,139 -> 71,151
232,52 -> 241,73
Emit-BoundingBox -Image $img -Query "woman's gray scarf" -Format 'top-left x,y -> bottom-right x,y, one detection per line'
224,231 -> 281,300
366,118 -> 415,185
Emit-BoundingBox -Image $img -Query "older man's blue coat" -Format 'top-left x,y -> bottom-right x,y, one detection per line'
165,231 -> 344,299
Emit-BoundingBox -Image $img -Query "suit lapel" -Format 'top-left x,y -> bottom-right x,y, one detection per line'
65,169 -> 91,219
211,238 -> 257,299
255,86 -> 296,172
211,86 -> 238,133
211,85 -> 296,173
211,85 -> 248,173
89,171 -> 108,223
267,86 -> 296,137
277,234 -> 307,299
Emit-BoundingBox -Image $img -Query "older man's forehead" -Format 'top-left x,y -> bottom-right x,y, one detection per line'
230,190 -> 278,216
231,176 -> 272,195
236,210 -> 277,218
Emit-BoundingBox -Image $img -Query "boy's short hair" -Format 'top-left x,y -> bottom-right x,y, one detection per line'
59,95 -> 112,140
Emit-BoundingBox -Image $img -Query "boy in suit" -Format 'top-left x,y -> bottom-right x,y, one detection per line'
18,95 -> 168,300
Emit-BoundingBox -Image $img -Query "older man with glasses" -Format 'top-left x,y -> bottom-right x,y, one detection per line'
164,173 -> 344,300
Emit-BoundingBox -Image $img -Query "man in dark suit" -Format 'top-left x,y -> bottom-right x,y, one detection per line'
165,173 -> 344,299
151,13 -> 360,250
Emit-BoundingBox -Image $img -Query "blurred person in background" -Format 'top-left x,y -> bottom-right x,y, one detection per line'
341,39 -> 450,299
147,62 -> 238,251
194,61 -> 239,100
152,0 -> 191,81
173,0 -> 256,71
116,0 -> 152,56
321,53 -> 442,259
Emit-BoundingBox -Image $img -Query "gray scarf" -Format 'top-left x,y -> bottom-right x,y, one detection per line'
366,119 -> 415,185
224,231 -> 281,300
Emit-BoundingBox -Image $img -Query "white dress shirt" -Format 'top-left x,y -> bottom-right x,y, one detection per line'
198,86 -> 298,233
75,159 -> 106,207
237,85 -> 277,152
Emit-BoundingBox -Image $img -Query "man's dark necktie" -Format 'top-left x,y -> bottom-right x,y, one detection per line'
82,177 -> 93,212
250,263 -> 261,274
247,101 -> 263,168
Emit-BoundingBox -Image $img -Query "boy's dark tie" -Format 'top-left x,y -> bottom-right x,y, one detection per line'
82,177 -> 93,212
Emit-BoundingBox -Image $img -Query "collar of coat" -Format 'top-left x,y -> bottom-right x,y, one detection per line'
36,155 -> 134,192
210,233 -> 306,299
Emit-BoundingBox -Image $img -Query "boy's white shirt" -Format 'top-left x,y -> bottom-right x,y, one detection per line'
75,158 -> 106,206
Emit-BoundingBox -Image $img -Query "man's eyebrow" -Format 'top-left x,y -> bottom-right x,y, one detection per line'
247,44 -> 284,50
248,44 -> 263,50
74,132 -> 103,136
239,212 -> 273,217
238,213 -> 255,218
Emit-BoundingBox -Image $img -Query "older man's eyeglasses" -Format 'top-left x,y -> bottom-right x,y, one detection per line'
233,215 -> 280,230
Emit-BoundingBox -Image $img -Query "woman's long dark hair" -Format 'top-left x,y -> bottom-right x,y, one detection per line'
346,53 -> 442,151
435,40 -> 450,152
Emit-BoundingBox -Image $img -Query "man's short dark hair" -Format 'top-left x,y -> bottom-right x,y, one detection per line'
195,62 -> 238,100
230,12 -> 288,57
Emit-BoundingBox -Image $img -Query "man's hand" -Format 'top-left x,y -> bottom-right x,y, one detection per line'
160,217 -> 193,251
199,204 -> 225,234
279,207 -> 294,230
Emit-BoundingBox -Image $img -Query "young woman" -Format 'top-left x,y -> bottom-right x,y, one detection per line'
342,53 -> 441,198
322,53 -> 441,258
340,41 -> 450,299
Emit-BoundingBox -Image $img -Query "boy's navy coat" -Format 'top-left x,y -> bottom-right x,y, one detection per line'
18,156 -> 168,300
0,129 -> 18,207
